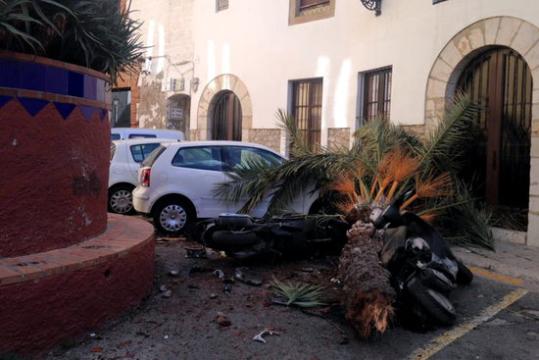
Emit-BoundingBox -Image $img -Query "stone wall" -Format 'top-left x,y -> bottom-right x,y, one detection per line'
327,128 -> 351,150
249,128 -> 281,152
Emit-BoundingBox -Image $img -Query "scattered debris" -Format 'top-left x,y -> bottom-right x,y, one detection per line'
252,328 -> 281,344
214,269 -> 225,279
162,290 -> 172,299
136,331 -> 150,338
90,346 -> 103,353
159,285 -> 168,293
185,247 -> 207,259
234,267 -> 263,286
164,335 -> 169,340
223,284 -> 232,293
189,265 -> 214,275
215,312 -> 231,327
168,269 -> 180,277
89,332 -> 96,338
210,293 -> 218,299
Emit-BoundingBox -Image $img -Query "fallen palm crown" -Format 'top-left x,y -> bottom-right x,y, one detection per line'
215,94 -> 491,337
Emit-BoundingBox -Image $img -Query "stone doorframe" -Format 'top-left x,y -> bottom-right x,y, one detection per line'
196,74 -> 252,141
424,16 -> 539,246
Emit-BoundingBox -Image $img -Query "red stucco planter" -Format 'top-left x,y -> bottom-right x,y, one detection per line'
0,52 -> 155,356
0,51 -> 111,257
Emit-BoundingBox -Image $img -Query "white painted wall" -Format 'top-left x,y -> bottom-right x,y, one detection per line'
129,0 -> 539,148
187,0 -> 539,146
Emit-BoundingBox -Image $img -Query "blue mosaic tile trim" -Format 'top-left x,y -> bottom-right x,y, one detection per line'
18,97 -> 49,116
80,105 -> 97,121
0,58 -> 106,100
0,95 -> 12,109
53,102 -> 77,119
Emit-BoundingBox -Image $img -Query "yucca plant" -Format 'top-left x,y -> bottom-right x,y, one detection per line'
271,278 -> 326,308
0,0 -> 144,80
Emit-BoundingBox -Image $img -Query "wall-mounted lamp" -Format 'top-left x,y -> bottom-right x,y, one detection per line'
361,0 -> 382,16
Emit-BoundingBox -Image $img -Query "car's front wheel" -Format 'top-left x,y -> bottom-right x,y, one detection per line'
108,185 -> 135,214
153,198 -> 195,236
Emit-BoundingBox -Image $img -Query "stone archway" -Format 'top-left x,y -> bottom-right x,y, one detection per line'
425,16 -> 539,246
196,74 -> 252,141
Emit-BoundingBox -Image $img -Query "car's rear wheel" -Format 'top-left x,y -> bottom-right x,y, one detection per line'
153,198 -> 195,236
108,185 -> 135,214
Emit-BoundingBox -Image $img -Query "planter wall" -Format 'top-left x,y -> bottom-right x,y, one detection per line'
0,52 -> 155,355
0,51 -> 111,257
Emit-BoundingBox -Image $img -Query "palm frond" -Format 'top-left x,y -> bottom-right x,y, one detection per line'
416,93 -> 480,175
271,278 -> 326,308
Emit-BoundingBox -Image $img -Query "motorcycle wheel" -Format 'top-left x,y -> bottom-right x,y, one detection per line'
456,260 -> 474,285
407,276 -> 457,326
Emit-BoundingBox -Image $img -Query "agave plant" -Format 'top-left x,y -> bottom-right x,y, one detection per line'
0,0 -> 144,80
271,278 -> 327,308
215,94 -> 494,249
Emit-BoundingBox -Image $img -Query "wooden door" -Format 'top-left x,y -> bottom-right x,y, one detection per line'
211,91 -> 242,141
458,47 -> 532,210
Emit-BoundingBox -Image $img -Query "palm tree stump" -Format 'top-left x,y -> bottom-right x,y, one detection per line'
338,207 -> 395,338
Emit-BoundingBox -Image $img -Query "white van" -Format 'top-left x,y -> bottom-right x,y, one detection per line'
111,128 -> 185,141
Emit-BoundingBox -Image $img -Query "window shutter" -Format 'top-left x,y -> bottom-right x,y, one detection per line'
299,0 -> 330,10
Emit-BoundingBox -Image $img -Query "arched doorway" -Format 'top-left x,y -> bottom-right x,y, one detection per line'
166,95 -> 190,137
457,47 -> 533,227
209,90 -> 242,141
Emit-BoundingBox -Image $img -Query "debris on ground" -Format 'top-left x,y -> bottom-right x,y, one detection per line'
161,290 -> 172,299
159,285 -> 168,293
185,247 -> 207,259
213,269 -> 225,279
90,346 -> 103,353
234,267 -> 263,286
189,265 -> 214,275
252,328 -> 281,344
168,269 -> 180,277
210,293 -> 218,299
215,312 -> 231,327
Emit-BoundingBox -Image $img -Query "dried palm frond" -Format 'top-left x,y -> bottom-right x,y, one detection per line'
401,172 -> 453,210
271,279 -> 327,308
386,152 -> 421,201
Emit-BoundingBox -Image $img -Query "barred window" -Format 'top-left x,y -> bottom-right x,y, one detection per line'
291,78 -> 323,150
299,0 -> 330,11
362,67 -> 392,122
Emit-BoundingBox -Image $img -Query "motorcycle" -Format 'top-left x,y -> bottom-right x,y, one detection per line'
195,213 -> 349,259
371,193 -> 473,329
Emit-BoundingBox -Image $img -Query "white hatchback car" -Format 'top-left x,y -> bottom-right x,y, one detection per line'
109,138 -> 176,214
111,127 -> 185,141
132,141 -> 318,235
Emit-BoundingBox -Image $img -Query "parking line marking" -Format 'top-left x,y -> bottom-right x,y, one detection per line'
408,288 -> 528,360
469,266 -> 524,287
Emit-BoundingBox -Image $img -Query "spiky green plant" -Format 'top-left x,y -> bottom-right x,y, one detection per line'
271,279 -> 326,308
215,94 -> 494,248
0,0 -> 144,80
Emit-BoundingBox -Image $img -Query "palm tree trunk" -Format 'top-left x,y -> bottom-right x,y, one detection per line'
338,207 -> 395,337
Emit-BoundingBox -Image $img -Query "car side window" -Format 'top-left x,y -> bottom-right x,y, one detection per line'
129,134 -> 157,139
111,133 -> 121,140
223,146 -> 284,170
171,146 -> 224,171
130,143 -> 161,163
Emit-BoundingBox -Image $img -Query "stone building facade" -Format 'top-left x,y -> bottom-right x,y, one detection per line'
128,0 -> 539,246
